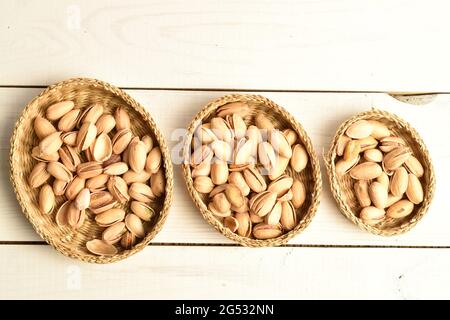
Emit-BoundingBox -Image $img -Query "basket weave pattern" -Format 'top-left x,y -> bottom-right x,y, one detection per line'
182,94 -> 322,247
325,109 -> 435,236
10,78 -> 173,263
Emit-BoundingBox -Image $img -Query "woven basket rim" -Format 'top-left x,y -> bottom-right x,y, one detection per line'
182,94 -> 322,247
324,108 -> 436,236
9,77 -> 174,263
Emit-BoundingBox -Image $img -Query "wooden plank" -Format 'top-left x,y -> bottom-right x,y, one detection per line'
1,87 -> 449,246
1,0 -> 450,91
0,245 -> 449,299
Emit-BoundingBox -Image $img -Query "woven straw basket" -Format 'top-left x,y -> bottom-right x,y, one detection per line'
325,109 -> 435,236
182,94 -> 322,247
10,78 -> 173,263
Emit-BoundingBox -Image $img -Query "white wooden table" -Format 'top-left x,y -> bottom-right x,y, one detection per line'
1,0 -> 450,299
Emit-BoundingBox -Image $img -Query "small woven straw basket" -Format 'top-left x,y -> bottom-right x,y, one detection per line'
182,94 -> 322,247
10,78 -> 173,263
325,109 -> 435,236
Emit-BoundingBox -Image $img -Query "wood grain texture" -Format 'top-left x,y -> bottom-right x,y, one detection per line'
0,0 -> 450,91
1,87 -> 449,246
0,245 -> 449,299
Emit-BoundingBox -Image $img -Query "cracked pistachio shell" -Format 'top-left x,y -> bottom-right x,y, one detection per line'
379,136 -> 405,153
268,156 -> 290,181
61,131 -> 77,147
146,147 -> 162,174
58,109 -> 81,132
404,156 -> 424,178
129,140 -> 147,173
253,223 -> 282,239
280,201 -> 297,231
125,214 -> 145,238
39,131 -> 63,156
92,133 -> 112,162
243,166 -> 266,193
107,176 -> 129,204
53,179 -> 68,196
102,222 -> 127,245
343,140 -> 361,162
34,116 -> 57,139
269,129 -> 292,158
249,191 -> 277,217
32,146 -> 59,162
80,103 -> 103,126
86,174 -> 109,192
129,182 -> 155,203
130,201 -> 155,221
258,141 -> 277,171
367,120 -> 390,139
264,201 -> 282,225
235,212 -> 252,237
357,136 -> 378,152
112,128 -> 132,154
193,176 -> 214,194
56,201 -> 71,227
190,145 -> 212,167
123,169 -> 151,185
114,107 -> 130,130
231,197 -> 249,214
86,239 -> 118,256
211,159 -> 229,185
39,184 -> 55,214
195,124 -> 217,145
67,204 -> 85,230
46,101 -> 74,121
336,135 -> 351,157
58,145 -> 81,172
208,202 -> 231,218
192,159 -> 211,178
211,140 -> 233,162
226,114 -> 247,140
335,155 -> 360,176
223,216 -> 239,233
268,175 -> 293,198
346,120 -> 373,139
77,122 -> 97,151
77,161 -> 103,179
95,114 -> 116,135
74,188 -> 90,210
212,193 -> 231,213
120,231 -> 136,250
283,129 -> 298,146
65,176 -> 86,200
89,191 -> 117,214
210,117 -> 233,142
228,172 -> 250,197
95,208 -> 126,227
47,161 -> 73,182
383,147 -> 412,172
102,153 -> 121,167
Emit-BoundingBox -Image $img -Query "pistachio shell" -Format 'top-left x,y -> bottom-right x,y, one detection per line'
32,146 -> 59,162
125,214 -> 145,238
227,114 -> 247,140
129,182 -> 155,203
386,194 -> 403,207
383,147 -> 412,172
95,208 -> 126,227
377,172 -> 390,190
80,103 -> 103,125
39,184 -> 55,214
58,109 -> 81,132
228,172 -> 250,196
243,166 -> 267,193
92,133 -> 112,162
193,176 -> 214,194
39,131 -> 63,156
280,201 -> 297,231
269,129 -> 292,158
146,147 -> 162,174
253,223 -> 282,239
107,176 -> 129,204
264,201 -> 282,225
406,173 -> 423,204
379,136 -> 405,153
231,197 -> 249,214
192,159 -> 211,178
335,156 -> 360,177
211,159 -> 229,185
86,239 -> 118,256
367,120 -> 390,139
47,161 -> 73,182
46,101 -> 74,121
195,124 -> 217,145
76,122 -> 97,151
34,116 -> 57,140
357,136 -> 378,152
349,162 -> 382,180
58,145 -> 81,172
211,140 -> 232,162
346,120 -> 373,139
291,144 -> 308,172
210,117 -> 233,142
67,203 -> 84,230
404,156 -> 424,178
112,128 -> 133,154
150,169 -> 165,197
224,184 -> 244,208
53,179 -> 68,196
130,201 -> 155,221
234,139 -> 253,165
120,231 -> 136,249
114,107 -> 131,130
103,162 -> 128,176
246,125 -> 263,157
354,180 -> 371,207
223,216 -> 239,232
102,153 -> 121,167
89,191 -> 117,214
283,129 -> 298,146
291,179 -> 306,208
250,191 -> 277,217
65,176 -> 86,200
258,142 -> 277,170
74,188 -> 90,210
343,140 -> 361,162
77,161 -> 103,179
364,148 -> 383,162
268,156 -> 290,181
360,206 -> 385,220
268,175 -> 293,198
122,169 -> 152,185
390,167 -> 408,196
216,102 -> 249,118
369,182 -> 388,209
255,114 -> 274,131
56,201 -> 70,227
336,135 -> 351,157
386,199 -> 414,218
235,212 -> 252,237
95,114 -> 116,135
208,202 -> 231,217
250,213 -> 264,224
212,193 -> 231,213
61,131 -> 78,146
86,174 -> 109,192
129,140 -> 147,173
102,222 -> 126,245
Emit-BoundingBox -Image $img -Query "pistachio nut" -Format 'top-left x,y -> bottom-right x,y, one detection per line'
364,148 -> 383,162
379,136 -> 405,153
209,185 -> 227,198
95,114 -> 116,135
39,184 -> 55,214
107,176 -> 129,203
79,103 -> 103,126
369,181 -> 387,209
223,216 -> 239,233
208,202 -> 231,217
383,147 -> 412,172
67,204 -> 84,230
193,176 -> 215,194
195,124 -> 217,145
269,129 -> 292,158
246,125 -> 263,157
129,182 -> 155,203
249,191 -> 277,217
77,161 -> 103,179
231,197 -> 249,213
61,131 -> 77,147
268,156 -> 290,181
103,221 -> 127,244
114,107 -> 131,130
89,191 -> 117,214
39,131 -> 63,156
278,189 -> 293,202
75,121 -> 96,151
268,175 -> 293,198
386,193 -> 403,207
264,201 -> 282,225
91,133 -> 112,162
258,142 -> 277,170
335,156 -> 360,177
367,120 -> 390,139
46,101 -> 74,121
211,159 -> 229,185
65,176 -> 86,200
123,169 -> 151,185
125,214 -> 145,238
349,162 -> 382,180
111,128 -> 132,154
120,231 -> 136,249
32,146 -> 59,162
406,173 -> 423,204
377,172 -> 390,190
243,166 -> 267,193
346,120 -> 373,139
354,180 -> 371,207
390,167 -> 408,196
102,153 -> 122,167
291,144 -> 308,172
253,223 -> 282,240
211,117 -> 233,142
190,144 -> 212,167
291,179 -> 306,208
227,114 -> 247,140
129,140 -> 147,173
235,212 -> 252,237
211,140 -> 233,162
224,184 -> 244,208
130,201 -> 155,221
103,162 -> 129,175
404,156 -> 424,178
74,188 -> 90,210
56,201 -> 70,227
280,201 -> 297,231
95,208 -> 126,227
356,136 -> 378,152
343,140 -> 361,162
229,162 -> 254,172
283,129 -> 298,146
58,145 -> 81,172
86,239 -> 118,256
47,161 -> 73,182
228,171 -> 250,196
234,139 -> 253,165
146,146 -> 162,174
336,135 -> 351,157
86,174 -> 109,192
386,199 -> 414,218
53,179 -> 68,196
150,169 -> 165,197
34,116 -> 57,139
192,159 -> 211,178
255,114 -> 274,131
212,193 -> 231,213
360,206 -> 385,220
58,109 -> 81,132
216,101 -> 249,118
250,212 -> 264,223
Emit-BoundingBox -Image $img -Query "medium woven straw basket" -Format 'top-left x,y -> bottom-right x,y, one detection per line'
182,94 -> 322,247
325,109 -> 435,236
10,78 -> 173,263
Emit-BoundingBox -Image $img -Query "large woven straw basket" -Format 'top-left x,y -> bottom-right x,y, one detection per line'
325,109 -> 435,236
182,94 -> 322,247
10,78 -> 173,263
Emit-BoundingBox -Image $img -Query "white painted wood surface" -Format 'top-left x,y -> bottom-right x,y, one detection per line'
1,0 -> 450,91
